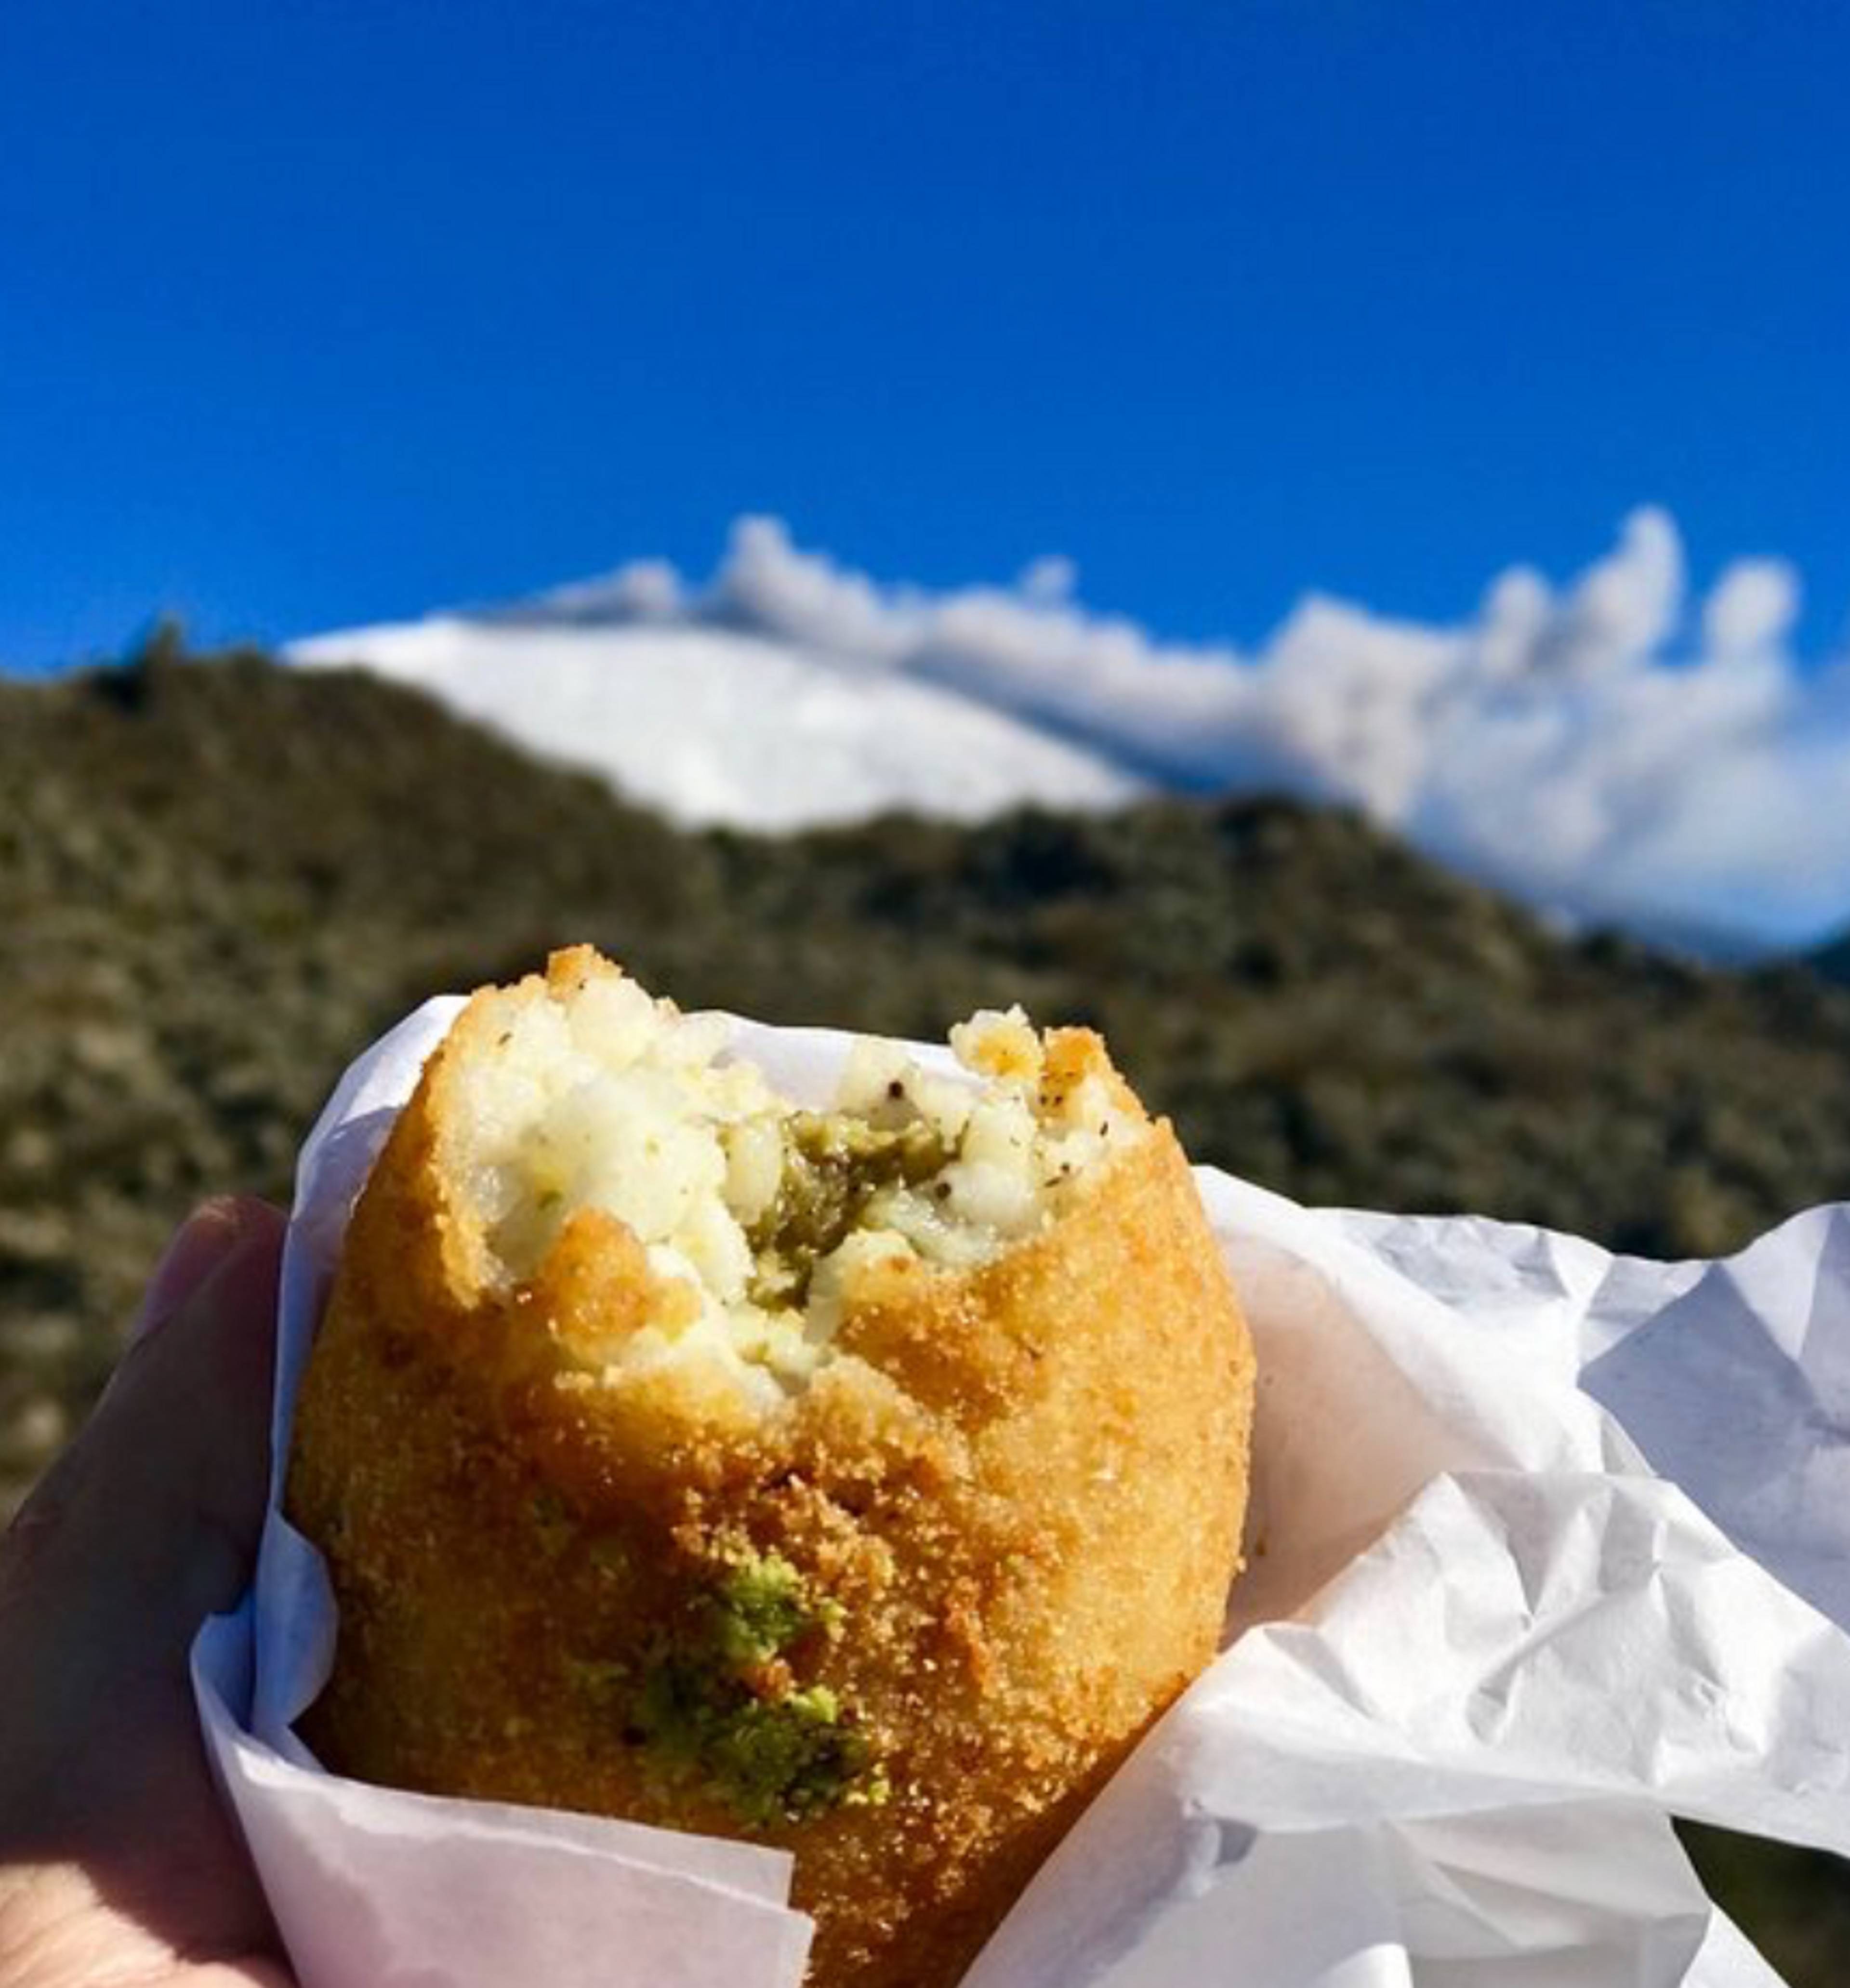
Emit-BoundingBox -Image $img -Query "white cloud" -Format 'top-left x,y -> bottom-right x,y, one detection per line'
1525,506 -> 1685,681
1703,557 -> 1800,659
410,512 -> 1850,951
534,556 -> 685,621
710,516 -> 918,663
1018,553 -> 1078,604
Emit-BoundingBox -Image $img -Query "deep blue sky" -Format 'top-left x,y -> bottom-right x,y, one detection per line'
3,0 -> 1846,672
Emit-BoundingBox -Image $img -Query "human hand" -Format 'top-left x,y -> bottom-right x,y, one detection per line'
0,1196 -> 295,1987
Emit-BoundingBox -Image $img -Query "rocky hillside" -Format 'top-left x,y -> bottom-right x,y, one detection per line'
6,642 -> 1850,1516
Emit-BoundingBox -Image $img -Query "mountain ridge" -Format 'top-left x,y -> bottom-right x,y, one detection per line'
279,514 -> 1850,959
290,606 -> 1802,962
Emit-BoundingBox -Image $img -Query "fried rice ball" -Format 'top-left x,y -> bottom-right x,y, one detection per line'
286,948 -> 1255,1988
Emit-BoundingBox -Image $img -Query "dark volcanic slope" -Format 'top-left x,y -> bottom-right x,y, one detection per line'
5,646 -> 1850,1508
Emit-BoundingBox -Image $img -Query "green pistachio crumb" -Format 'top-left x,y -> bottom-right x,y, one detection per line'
714,1552 -> 812,1666
622,1550 -> 879,1824
634,1661 -> 875,1826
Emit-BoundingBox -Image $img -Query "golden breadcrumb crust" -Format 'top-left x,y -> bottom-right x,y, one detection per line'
286,949 -> 1255,1988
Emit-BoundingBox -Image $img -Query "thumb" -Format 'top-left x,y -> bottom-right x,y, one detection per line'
103,1196 -> 287,1630
0,1198 -> 285,1837
0,1199 -> 291,1972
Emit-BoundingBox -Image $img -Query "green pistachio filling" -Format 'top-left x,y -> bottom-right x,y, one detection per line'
746,1114 -> 951,1308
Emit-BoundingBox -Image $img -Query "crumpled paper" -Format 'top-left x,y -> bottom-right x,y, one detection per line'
193,996 -> 1850,1988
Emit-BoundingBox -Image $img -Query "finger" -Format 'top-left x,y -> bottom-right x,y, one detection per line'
131,1195 -> 265,1344
0,1203 -> 291,1984
0,1207 -> 285,1845
11,1201 -> 287,1654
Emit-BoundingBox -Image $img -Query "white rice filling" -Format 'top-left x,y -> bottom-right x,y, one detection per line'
448,977 -> 1140,1404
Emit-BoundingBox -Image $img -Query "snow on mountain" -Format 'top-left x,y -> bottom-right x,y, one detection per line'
287,615 -> 1141,833
287,514 -> 1850,952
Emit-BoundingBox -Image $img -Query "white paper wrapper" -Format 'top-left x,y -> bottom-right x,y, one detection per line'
193,995 -> 1850,1988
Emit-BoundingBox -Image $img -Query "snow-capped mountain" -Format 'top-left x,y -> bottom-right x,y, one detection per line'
289,614 -> 1138,833
287,514 -> 1850,953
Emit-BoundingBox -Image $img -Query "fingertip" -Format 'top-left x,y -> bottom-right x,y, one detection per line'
193,1204 -> 289,1359
132,1198 -> 286,1346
